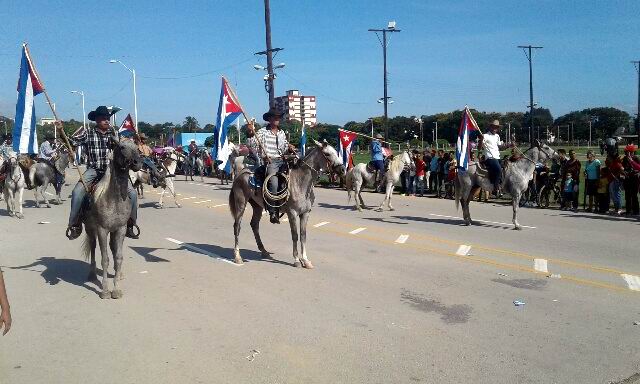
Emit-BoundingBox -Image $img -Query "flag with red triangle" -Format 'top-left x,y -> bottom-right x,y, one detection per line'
118,114 -> 136,137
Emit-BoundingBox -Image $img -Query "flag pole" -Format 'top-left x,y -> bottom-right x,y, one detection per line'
338,128 -> 393,145
23,43 -> 89,192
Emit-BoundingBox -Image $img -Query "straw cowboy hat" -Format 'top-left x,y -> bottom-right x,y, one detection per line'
262,107 -> 283,122
87,106 -> 114,121
489,119 -> 501,128
374,133 -> 384,139
138,133 -> 148,140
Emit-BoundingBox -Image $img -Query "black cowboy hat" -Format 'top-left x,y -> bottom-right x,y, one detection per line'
88,106 -> 114,122
262,107 -> 283,121
44,133 -> 55,140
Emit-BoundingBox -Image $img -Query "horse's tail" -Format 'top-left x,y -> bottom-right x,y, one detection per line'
81,234 -> 92,262
345,169 -> 353,203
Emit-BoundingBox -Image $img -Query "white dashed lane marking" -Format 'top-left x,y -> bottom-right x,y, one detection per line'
211,203 -> 228,208
534,258 -> 549,273
181,196 -> 197,201
429,213 -> 537,229
194,199 -> 211,204
349,227 -> 367,235
456,245 -> 471,256
394,234 -> 409,244
621,274 -> 640,291
313,221 -> 330,228
166,238 -> 240,266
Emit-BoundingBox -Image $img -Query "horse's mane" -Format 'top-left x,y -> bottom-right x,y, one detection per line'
292,146 -> 320,170
389,152 -> 409,174
93,152 -> 113,201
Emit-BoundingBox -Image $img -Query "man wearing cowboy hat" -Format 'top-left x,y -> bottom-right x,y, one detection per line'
247,107 -> 296,224
38,133 -> 56,161
479,119 -> 509,196
136,132 -> 161,187
65,106 -> 139,240
371,133 -> 386,191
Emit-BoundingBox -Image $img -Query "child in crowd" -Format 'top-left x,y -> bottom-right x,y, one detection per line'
415,154 -> 426,197
597,167 -> 610,213
562,172 -> 576,211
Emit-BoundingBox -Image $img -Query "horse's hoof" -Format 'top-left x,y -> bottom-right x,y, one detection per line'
261,251 -> 272,259
374,208 -> 383,212
513,226 -> 522,231
111,290 -> 123,299
293,260 -> 302,268
100,291 -> 111,299
233,257 -> 244,265
357,207 -> 363,212
389,207 -> 395,211
8,212 -> 14,217
176,204 -> 182,208
87,271 -> 98,282
16,214 -> 24,219
46,205 -> 51,208
463,222 -> 471,226
302,260 -> 314,269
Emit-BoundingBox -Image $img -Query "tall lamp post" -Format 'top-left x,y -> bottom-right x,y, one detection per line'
517,45 -> 543,145
369,21 -> 401,142
414,117 -> 424,150
70,90 -> 86,132
109,59 -> 138,131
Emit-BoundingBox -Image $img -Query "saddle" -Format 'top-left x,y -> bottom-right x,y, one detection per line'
366,161 -> 376,174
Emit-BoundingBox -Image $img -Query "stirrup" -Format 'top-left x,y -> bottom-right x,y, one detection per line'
126,224 -> 141,239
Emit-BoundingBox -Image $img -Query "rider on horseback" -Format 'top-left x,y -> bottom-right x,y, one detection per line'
247,108 -> 296,224
136,133 -> 161,187
28,133 -> 62,190
371,133 -> 386,192
478,120 -> 510,196
65,106 -> 139,240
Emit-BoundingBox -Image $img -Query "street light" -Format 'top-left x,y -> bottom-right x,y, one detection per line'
414,117 -> 424,150
70,90 -> 86,133
377,97 -> 394,104
253,62 -> 286,95
109,59 -> 138,131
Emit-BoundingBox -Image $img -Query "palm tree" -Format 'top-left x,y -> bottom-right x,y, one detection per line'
183,116 -> 200,133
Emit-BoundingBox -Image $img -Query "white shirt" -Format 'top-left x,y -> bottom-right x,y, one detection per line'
483,132 -> 503,159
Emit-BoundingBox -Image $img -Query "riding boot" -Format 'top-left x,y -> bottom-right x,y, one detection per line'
125,218 -> 140,239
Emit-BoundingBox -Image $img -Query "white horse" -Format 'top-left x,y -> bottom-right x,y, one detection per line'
2,152 -> 26,218
158,149 -> 182,208
345,151 -> 412,211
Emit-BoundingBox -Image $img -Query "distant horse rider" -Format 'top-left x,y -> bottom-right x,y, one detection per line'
65,106 -> 139,240
136,132 -> 160,187
371,133 -> 385,191
187,139 -> 199,169
478,120 -> 510,196
248,107 -> 296,224
28,133 -> 60,190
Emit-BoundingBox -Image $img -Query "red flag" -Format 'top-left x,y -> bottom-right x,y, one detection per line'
119,114 -> 136,137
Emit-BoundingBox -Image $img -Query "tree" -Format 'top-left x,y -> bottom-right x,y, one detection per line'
522,108 -> 554,142
203,123 -> 216,132
183,116 -> 199,132
554,107 -> 630,141
203,135 -> 216,148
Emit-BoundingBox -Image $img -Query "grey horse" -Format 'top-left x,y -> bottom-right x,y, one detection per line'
455,142 -> 557,230
81,138 -> 142,299
29,149 -> 71,208
229,139 -> 345,268
2,152 -> 26,218
345,151 -> 411,211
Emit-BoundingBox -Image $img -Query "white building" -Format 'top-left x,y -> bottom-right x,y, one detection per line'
275,90 -> 317,126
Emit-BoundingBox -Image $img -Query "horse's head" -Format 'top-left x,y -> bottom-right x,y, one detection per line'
534,140 -> 558,163
401,150 -> 412,164
113,139 -> 142,172
312,139 -> 346,176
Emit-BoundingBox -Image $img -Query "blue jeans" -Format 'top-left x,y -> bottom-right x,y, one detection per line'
68,168 -> 137,226
266,159 -> 284,195
405,175 -> 415,194
609,180 -> 622,211
485,158 -> 502,189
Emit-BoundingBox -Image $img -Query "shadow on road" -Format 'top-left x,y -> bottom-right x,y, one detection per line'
317,202 -> 355,211
362,217 -> 408,225
9,257 -> 101,295
549,212 -> 639,224
129,246 -> 171,262
392,215 -> 508,229
173,242 -> 293,267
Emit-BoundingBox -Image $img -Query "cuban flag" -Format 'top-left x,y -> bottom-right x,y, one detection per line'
13,44 -> 44,154
118,114 -> 136,137
456,106 -> 479,171
214,77 -> 243,171
337,129 -> 358,169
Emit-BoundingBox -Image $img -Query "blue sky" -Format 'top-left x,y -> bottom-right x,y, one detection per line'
0,1 -> 639,126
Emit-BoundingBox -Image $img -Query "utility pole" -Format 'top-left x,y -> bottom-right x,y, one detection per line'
255,0 -> 283,108
633,61 -> 640,144
518,45 -> 543,145
369,22 -> 401,142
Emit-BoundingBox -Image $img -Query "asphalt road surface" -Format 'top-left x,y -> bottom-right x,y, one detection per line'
1,170 -> 638,384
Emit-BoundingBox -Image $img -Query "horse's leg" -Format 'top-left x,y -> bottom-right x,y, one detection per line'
87,231 -> 98,281
354,182 -> 362,211
16,187 -> 24,218
287,212 -> 302,268
33,184 -> 41,208
170,180 -> 181,208
96,229 -> 111,299
158,187 -> 165,208
41,183 -> 51,208
111,228 -> 126,299
299,211 -> 313,269
386,182 -> 395,211
6,187 -> 14,216
248,200 -> 269,258
232,194 -> 247,264
512,194 -> 522,230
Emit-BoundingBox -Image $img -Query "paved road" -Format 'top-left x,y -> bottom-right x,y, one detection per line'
0,171 -> 638,384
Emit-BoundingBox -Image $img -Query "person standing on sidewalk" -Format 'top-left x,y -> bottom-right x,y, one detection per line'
583,150 -> 601,212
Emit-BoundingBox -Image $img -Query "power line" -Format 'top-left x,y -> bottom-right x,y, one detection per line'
138,57 -> 254,80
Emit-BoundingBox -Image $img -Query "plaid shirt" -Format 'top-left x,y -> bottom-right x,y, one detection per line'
248,126 -> 288,160
70,127 -> 112,171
